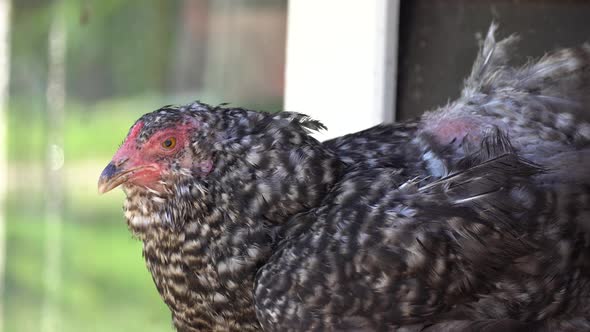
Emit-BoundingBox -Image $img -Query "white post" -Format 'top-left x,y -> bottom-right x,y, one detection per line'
284,0 -> 400,140
0,1 -> 10,331
41,2 -> 66,332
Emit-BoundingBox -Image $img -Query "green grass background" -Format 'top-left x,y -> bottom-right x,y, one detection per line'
5,97 -> 184,332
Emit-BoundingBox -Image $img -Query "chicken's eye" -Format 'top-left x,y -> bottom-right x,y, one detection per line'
161,137 -> 177,150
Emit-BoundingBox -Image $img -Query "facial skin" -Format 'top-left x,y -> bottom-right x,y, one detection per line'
98,118 -> 209,194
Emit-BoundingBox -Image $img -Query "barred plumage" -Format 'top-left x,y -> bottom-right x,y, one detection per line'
99,24 -> 590,331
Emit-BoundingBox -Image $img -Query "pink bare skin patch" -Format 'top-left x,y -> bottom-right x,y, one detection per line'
111,121 -> 163,190
425,116 -> 484,146
100,117 -> 214,194
102,117 -> 216,193
197,160 -> 214,174
128,121 -> 144,141
113,121 -> 145,161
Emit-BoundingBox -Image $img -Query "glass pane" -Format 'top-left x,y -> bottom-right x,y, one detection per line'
4,1 -> 286,331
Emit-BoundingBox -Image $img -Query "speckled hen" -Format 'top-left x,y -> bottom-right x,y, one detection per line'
99,25 -> 590,331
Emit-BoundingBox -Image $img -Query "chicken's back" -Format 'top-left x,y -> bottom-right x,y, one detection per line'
255,24 -> 590,331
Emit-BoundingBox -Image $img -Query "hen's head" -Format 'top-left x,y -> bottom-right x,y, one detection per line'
98,101 -> 342,228
98,105 -> 213,194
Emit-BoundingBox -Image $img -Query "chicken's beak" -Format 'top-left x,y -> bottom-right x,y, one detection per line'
98,157 -> 160,194
98,162 -> 127,194
98,158 -> 149,194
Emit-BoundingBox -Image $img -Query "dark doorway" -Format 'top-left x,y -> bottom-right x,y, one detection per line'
396,0 -> 590,120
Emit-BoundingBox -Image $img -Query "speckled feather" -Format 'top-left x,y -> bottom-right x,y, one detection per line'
112,24 -> 590,331
121,103 -> 343,331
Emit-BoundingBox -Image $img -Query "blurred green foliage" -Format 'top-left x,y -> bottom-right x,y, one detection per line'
7,94 -> 280,163
11,0 -> 179,100
6,92 -> 180,331
6,0 -> 286,331
7,97 -> 177,330
6,209 -> 174,332
8,96 -> 175,162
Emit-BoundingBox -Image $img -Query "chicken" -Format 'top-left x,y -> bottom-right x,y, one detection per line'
98,25 -> 590,331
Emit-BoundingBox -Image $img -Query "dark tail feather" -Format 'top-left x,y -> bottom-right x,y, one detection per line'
463,22 -> 520,93
464,23 -> 590,142
420,130 -> 542,203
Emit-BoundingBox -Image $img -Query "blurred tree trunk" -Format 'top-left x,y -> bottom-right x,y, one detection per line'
152,0 -> 174,92
0,1 -> 11,331
171,0 -> 210,94
41,2 -> 66,332
203,0 -> 287,106
205,0 -> 243,101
